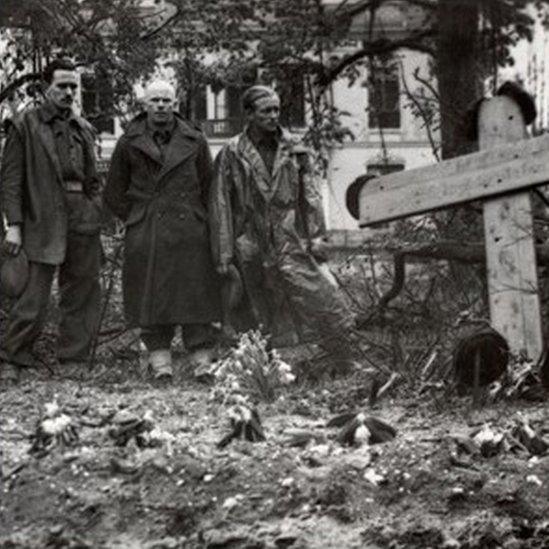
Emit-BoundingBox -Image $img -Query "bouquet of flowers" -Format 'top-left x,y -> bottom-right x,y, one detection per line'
211,330 -> 295,404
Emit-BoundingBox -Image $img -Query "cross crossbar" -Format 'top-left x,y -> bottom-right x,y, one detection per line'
359,132 -> 549,226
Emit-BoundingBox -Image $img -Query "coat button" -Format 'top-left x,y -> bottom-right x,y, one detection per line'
179,213 -> 185,219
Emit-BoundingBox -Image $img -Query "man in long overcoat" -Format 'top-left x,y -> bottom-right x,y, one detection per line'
210,85 -> 359,368
104,81 -> 221,381
0,58 -> 102,384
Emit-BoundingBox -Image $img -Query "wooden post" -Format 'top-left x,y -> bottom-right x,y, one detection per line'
479,96 -> 543,360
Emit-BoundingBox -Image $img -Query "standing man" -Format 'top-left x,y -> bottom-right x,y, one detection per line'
104,80 -> 221,382
210,85 -> 360,371
0,58 -> 103,384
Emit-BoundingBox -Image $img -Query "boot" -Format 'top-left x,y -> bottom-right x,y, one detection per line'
149,349 -> 173,382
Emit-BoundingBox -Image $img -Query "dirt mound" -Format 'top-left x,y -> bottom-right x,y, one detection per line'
1,372 -> 548,548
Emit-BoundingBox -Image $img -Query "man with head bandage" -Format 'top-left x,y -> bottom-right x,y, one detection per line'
210,85 -> 361,373
104,79 -> 221,382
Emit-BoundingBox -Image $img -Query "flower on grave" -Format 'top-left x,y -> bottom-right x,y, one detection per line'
211,330 -> 296,403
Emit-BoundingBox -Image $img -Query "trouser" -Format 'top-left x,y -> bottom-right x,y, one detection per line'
2,232 -> 102,366
140,323 -> 215,352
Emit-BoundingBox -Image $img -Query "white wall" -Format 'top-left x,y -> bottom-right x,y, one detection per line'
326,144 -> 436,230
325,48 -> 438,230
501,8 -> 549,132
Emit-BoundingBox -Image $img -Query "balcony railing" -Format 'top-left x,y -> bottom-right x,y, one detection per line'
200,118 -> 244,138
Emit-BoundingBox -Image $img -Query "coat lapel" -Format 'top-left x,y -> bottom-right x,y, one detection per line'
129,133 -> 163,166
156,122 -> 199,183
36,119 -> 63,183
271,140 -> 293,184
125,115 -> 163,166
238,133 -> 277,200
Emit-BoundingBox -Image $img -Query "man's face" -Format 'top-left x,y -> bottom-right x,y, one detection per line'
248,95 -> 281,133
46,70 -> 78,110
145,87 -> 176,126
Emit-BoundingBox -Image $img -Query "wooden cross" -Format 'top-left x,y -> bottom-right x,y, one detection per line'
359,95 -> 549,360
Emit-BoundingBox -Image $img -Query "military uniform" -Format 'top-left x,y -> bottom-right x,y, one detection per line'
0,101 -> 102,368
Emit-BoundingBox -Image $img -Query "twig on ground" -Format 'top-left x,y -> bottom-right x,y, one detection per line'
374,371 -> 400,403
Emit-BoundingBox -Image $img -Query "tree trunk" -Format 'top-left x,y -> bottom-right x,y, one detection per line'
437,0 -> 482,160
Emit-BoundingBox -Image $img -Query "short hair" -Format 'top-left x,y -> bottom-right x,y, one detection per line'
242,85 -> 279,113
144,80 -> 176,100
43,58 -> 76,85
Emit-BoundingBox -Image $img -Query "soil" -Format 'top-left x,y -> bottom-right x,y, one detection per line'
1,359 -> 548,549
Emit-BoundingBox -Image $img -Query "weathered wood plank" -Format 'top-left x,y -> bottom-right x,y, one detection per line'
359,132 -> 549,226
479,97 -> 542,360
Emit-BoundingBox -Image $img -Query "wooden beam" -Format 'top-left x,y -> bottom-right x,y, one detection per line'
359,132 -> 549,226
479,97 -> 543,360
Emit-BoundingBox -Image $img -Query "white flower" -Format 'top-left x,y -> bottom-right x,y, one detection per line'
234,347 -> 245,359
231,394 -> 249,406
280,372 -> 296,385
277,361 -> 293,374
42,414 -> 72,435
44,400 -> 60,418
280,477 -> 294,487
222,495 -> 243,510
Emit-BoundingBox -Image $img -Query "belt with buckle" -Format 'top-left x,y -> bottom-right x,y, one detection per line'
65,181 -> 84,193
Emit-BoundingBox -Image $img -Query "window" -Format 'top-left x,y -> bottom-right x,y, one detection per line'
81,70 -> 114,134
200,87 -> 244,138
367,162 -> 404,175
368,64 -> 400,129
226,84 -> 247,119
201,70 -> 255,137
193,86 -> 207,122
180,86 -> 207,122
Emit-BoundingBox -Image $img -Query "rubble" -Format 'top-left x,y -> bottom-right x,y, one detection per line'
108,409 -> 159,448
451,414 -> 548,461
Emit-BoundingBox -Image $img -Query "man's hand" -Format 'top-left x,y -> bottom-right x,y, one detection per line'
217,264 -> 229,275
3,224 -> 22,256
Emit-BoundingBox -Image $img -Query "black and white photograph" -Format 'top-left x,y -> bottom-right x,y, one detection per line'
1,0 -> 549,547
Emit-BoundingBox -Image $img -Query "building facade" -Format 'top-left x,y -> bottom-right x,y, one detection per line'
4,1 -> 543,237
88,1 -> 439,237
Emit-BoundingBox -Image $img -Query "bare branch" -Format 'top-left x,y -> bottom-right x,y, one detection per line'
412,66 -> 439,101
139,6 -> 182,41
328,0 -> 436,25
318,29 -> 436,87
399,60 -> 440,161
0,72 -> 39,105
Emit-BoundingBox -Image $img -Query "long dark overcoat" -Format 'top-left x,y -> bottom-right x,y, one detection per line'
0,102 -> 101,264
104,113 -> 221,327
